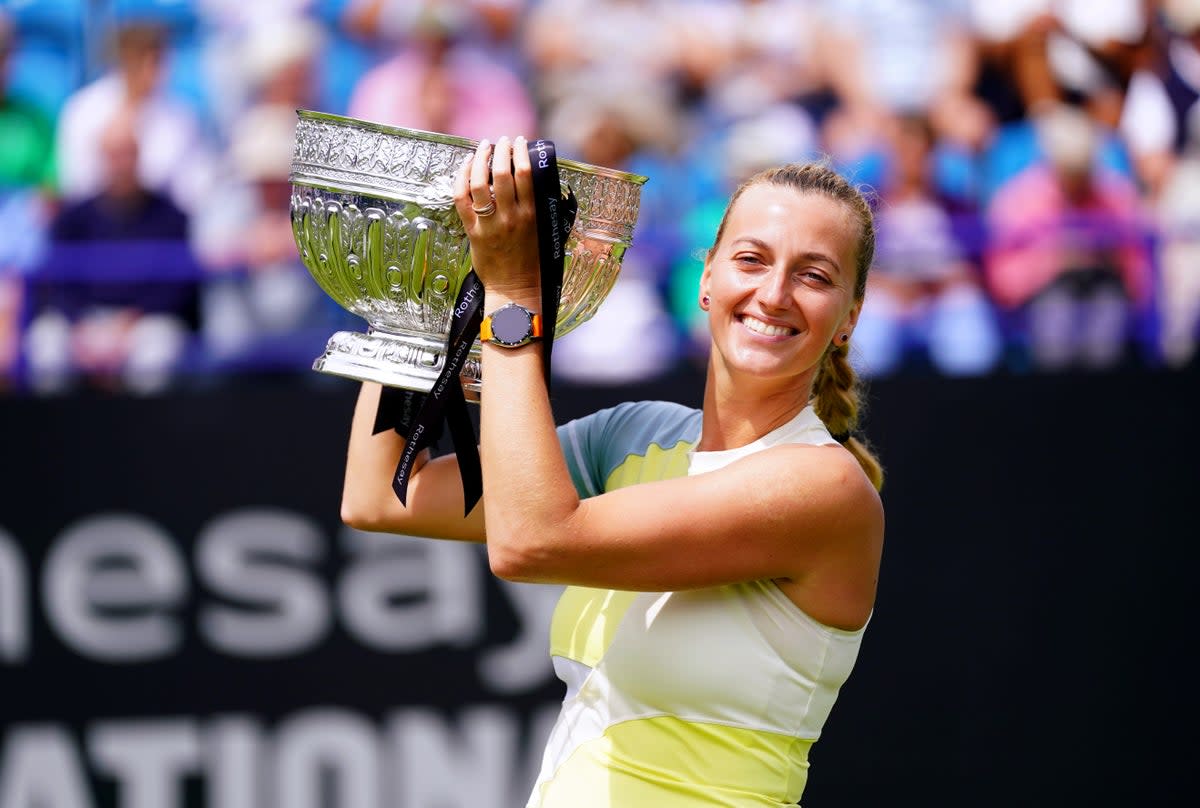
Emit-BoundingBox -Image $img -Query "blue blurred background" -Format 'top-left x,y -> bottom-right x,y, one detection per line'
2,0 -> 1199,392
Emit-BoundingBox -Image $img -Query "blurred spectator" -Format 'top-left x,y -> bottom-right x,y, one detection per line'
1119,0 -> 1200,197
195,0 -> 316,30
967,0 -> 1147,125
541,81 -> 686,384
668,102 -> 820,361
345,0 -> 536,138
344,0 -> 529,73
672,0 -> 833,121
0,10 -> 56,190
0,10 -> 55,387
819,0 -> 994,174
984,104 -> 1153,370
0,190 -> 47,389
196,7 -> 325,136
55,19 -> 216,213
523,0 -> 683,112
194,103 -> 338,368
24,112 -> 201,394
191,12 -> 342,368
240,14 -> 323,111
195,0 -> 314,23
0,0 -> 1190,393
963,0 -> 1043,127
344,0 -> 464,40
853,113 -> 1002,377
1156,114 -> 1200,367
967,0 -> 1150,199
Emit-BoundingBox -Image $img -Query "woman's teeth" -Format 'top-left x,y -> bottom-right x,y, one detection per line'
742,316 -> 794,337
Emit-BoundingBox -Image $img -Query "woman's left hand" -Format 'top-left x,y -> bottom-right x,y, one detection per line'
453,136 -> 541,298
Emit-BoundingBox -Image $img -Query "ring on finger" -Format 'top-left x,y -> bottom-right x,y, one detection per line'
472,199 -> 497,217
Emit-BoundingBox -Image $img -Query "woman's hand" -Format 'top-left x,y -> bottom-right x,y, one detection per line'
453,136 -> 542,298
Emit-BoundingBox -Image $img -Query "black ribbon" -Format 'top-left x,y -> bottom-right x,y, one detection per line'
528,138 -> 575,387
374,138 -> 577,516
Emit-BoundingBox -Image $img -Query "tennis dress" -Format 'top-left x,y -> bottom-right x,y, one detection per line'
529,400 -> 869,807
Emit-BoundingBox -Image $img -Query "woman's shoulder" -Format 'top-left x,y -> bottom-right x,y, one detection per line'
766,441 -> 885,528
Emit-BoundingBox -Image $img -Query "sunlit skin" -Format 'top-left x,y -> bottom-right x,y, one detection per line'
698,186 -> 863,450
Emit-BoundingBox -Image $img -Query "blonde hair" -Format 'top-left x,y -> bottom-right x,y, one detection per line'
708,162 -> 884,491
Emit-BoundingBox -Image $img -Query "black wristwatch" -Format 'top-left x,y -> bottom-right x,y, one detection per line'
481,302 -> 543,347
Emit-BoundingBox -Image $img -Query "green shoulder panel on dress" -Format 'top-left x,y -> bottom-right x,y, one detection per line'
556,400 -> 700,497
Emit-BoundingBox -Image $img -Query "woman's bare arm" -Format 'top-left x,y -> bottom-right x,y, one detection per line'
476,325 -> 882,593
340,382 -> 486,542
452,136 -> 883,600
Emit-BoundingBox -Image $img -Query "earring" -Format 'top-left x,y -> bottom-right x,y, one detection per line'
839,333 -> 850,343
701,295 -> 710,309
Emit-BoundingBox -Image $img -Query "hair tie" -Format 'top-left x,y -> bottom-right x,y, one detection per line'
832,431 -> 851,444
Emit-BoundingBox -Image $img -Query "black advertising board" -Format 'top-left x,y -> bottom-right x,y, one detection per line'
2,366 -> 1195,807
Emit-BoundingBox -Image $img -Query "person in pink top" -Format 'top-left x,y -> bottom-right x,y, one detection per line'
984,104 -> 1153,370
345,3 -> 536,139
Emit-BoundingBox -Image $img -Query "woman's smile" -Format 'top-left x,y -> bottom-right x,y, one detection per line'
738,313 -> 798,338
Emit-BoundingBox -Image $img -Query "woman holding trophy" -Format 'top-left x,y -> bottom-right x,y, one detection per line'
342,134 -> 885,806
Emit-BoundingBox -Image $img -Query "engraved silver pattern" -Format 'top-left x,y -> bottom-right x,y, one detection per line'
289,110 -> 647,398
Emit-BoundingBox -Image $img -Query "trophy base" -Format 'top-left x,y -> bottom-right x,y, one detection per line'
312,330 -> 483,402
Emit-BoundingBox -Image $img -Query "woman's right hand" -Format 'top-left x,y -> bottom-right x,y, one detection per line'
453,136 -> 542,299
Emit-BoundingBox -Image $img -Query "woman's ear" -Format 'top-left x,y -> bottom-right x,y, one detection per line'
844,300 -> 862,332
837,300 -> 863,344
699,263 -> 712,310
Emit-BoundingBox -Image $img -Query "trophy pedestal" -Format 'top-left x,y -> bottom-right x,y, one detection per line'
312,330 -> 482,401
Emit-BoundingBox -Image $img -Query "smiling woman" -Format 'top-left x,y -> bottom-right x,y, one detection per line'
340,148 -> 886,807
699,163 -> 883,491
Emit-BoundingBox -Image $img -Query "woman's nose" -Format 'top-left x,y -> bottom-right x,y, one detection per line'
756,268 -> 792,309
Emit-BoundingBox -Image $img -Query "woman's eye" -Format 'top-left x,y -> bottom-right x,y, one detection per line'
803,270 -> 830,284
735,254 -> 764,265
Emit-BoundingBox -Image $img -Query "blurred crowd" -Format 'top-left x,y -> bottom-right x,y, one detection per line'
1,0 -> 1199,395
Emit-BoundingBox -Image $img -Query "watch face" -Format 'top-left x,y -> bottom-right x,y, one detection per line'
490,304 -> 534,345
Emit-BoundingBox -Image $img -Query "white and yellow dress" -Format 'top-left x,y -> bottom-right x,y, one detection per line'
531,401 -> 869,807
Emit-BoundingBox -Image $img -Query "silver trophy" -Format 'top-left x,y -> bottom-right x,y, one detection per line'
288,110 -> 647,400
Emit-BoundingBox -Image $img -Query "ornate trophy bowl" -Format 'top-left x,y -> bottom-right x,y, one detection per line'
288,110 -> 647,400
